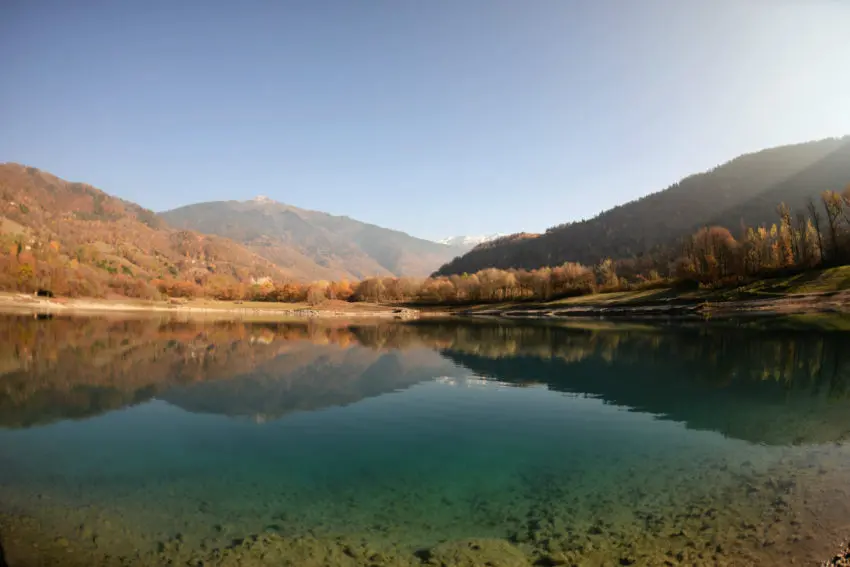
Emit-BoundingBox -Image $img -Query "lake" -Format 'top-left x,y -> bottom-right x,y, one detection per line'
1,315 -> 850,566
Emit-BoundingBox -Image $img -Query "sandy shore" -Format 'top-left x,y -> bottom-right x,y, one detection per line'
0,293 -> 418,321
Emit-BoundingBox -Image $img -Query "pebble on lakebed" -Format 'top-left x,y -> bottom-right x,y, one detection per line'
824,542 -> 850,566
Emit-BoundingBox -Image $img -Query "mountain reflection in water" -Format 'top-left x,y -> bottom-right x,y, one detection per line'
3,316 -> 850,447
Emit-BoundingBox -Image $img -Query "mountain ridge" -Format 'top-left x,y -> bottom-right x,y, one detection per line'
0,163 -> 292,295
0,164 -> 465,294
437,234 -> 504,250
435,136 -> 850,276
160,198 -> 463,280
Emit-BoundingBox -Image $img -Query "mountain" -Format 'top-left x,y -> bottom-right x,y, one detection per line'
0,164 -> 289,295
160,198 -> 463,280
435,136 -> 850,276
437,234 -> 503,250
0,164 -> 464,296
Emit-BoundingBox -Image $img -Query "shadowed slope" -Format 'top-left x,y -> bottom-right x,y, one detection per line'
436,137 -> 850,275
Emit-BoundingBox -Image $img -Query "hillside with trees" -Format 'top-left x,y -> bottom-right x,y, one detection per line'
435,136 -> 850,276
160,198 -> 463,280
0,164 -> 293,298
341,172 -> 850,307
4,135 -> 850,307
0,164 -> 463,300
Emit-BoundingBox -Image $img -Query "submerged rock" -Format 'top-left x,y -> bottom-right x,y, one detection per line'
186,534 -> 413,567
423,539 -> 532,567
824,541 -> 850,566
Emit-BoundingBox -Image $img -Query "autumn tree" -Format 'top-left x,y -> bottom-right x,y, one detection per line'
418,277 -> 457,303
306,281 -> 329,305
454,273 -> 481,302
594,259 -> 619,289
821,191 -> 844,263
476,269 -> 503,300
329,279 -> 354,301
802,199 -> 824,267
353,277 -> 386,302
515,270 -> 536,298
679,226 -> 738,283
776,203 -> 795,267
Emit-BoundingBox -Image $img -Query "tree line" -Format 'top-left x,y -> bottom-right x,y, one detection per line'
673,190 -> 850,284
350,188 -> 850,304
2,188 -> 850,304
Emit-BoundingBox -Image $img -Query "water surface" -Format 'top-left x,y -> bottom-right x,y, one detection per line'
1,315 -> 850,566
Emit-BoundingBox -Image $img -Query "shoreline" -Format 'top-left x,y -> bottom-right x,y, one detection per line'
443,289 -> 850,330
2,287 -> 849,330
0,293 -> 419,321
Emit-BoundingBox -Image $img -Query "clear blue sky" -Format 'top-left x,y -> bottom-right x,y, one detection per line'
2,1 -> 849,241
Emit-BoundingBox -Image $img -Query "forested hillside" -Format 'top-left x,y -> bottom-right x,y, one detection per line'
0,164 -> 290,297
5,135 -> 850,304
0,164 -> 463,299
160,198 -> 461,280
436,137 -> 850,276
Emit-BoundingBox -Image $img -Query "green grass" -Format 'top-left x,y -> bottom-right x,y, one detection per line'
787,266 -> 850,293
454,266 -> 850,314
711,266 -> 850,300
545,289 -> 668,306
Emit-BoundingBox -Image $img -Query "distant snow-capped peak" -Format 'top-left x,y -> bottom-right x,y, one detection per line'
438,234 -> 503,247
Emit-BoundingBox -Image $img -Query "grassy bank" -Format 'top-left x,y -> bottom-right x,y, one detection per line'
438,266 -> 850,328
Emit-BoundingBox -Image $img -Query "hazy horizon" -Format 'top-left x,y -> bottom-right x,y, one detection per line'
2,1 -> 849,240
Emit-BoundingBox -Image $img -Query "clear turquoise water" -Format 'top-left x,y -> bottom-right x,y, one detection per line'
2,316 -> 850,566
